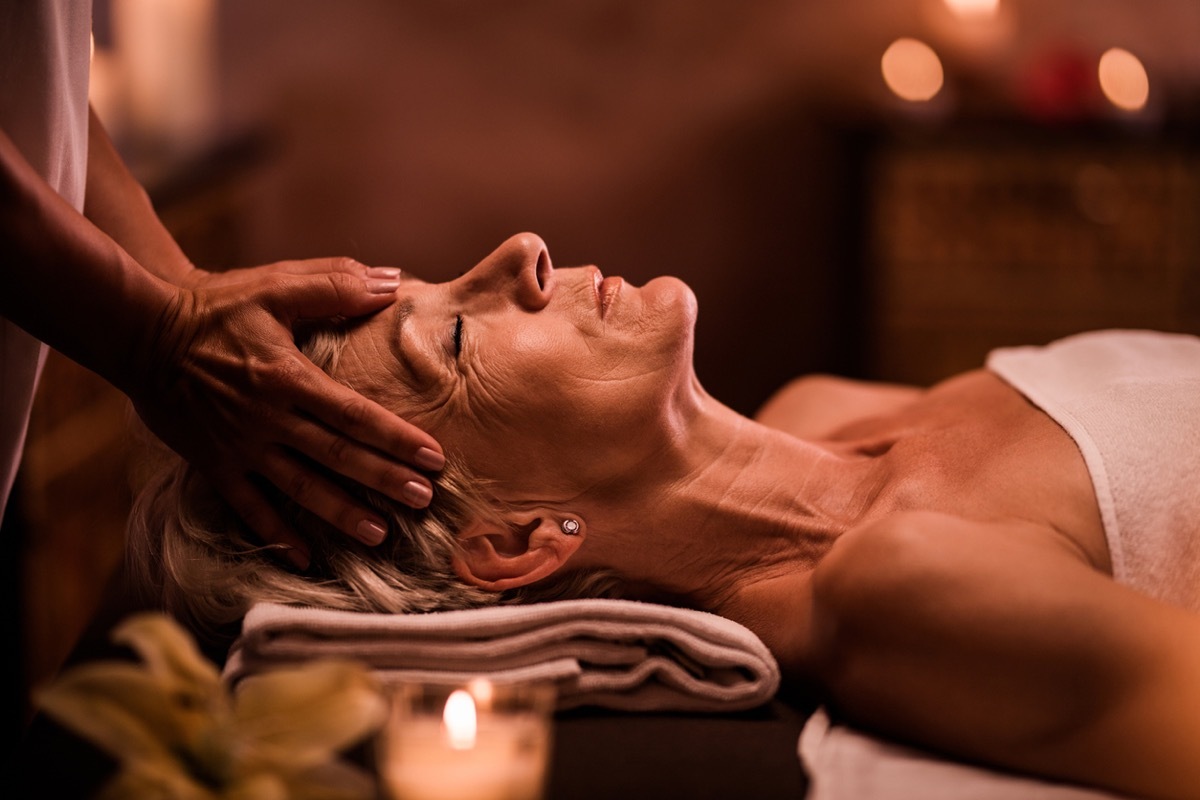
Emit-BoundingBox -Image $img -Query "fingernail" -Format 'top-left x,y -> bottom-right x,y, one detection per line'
367,267 -> 401,279
414,446 -> 446,471
402,480 -> 433,508
365,278 -> 401,294
357,519 -> 388,546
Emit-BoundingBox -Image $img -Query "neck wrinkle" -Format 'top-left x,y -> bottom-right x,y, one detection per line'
590,397 -> 875,616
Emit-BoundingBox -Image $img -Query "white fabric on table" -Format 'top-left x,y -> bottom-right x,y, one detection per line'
799,709 -> 1129,800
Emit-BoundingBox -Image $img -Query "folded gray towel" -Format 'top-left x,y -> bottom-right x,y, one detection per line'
224,599 -> 780,712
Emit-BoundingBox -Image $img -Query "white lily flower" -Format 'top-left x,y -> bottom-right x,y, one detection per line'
38,613 -> 387,800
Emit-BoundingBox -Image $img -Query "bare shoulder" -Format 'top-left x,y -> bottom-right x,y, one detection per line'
813,511 -> 1090,606
754,374 -> 923,440
807,510 -> 1200,799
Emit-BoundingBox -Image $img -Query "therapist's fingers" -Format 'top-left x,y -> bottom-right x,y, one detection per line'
259,270 -> 404,323
258,448 -> 397,548
210,474 -> 311,571
181,258 -> 400,291
286,357 -> 446,478
131,268 -> 439,561
258,256 -> 403,281
279,412 -> 437,511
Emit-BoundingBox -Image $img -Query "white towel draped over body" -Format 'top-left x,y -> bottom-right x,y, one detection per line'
224,599 -> 780,712
988,329 -> 1200,612
799,330 -> 1199,799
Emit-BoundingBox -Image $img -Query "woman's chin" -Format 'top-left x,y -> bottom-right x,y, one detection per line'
642,276 -> 698,380
643,276 -> 699,326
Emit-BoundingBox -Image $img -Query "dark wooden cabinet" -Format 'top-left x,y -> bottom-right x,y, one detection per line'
863,133 -> 1200,384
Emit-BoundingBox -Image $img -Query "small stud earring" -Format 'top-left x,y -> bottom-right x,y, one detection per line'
560,518 -> 580,535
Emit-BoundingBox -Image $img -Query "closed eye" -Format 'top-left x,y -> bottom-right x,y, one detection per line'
452,315 -> 464,357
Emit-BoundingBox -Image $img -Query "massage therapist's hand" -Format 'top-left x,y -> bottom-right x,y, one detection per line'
130,260 -> 445,569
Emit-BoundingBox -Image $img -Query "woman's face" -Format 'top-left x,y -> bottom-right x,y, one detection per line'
338,233 -> 699,503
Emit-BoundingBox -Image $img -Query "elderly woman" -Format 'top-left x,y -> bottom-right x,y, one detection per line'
130,233 -> 1200,800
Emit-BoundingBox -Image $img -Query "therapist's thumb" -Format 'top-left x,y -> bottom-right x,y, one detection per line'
262,269 -> 401,323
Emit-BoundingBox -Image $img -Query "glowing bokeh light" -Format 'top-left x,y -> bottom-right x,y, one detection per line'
1098,47 -> 1149,112
882,38 -> 945,102
943,0 -> 1000,18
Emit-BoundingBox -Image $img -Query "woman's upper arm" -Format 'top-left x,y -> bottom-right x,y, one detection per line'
754,375 -> 921,439
809,511 -> 1200,800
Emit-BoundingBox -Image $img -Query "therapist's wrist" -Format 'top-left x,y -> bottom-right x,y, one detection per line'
103,269 -> 195,402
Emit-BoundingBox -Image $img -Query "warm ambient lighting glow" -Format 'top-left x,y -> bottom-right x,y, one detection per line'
443,689 -> 478,750
942,0 -> 1000,18
882,38 -> 945,102
1098,47 -> 1150,112
88,32 -> 121,130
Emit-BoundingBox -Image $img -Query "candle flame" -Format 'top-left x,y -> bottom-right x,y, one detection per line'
443,689 -> 477,750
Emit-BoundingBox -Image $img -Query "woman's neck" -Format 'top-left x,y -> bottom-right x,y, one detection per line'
586,390 -> 882,616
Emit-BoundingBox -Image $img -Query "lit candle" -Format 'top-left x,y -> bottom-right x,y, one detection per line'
379,681 -> 554,800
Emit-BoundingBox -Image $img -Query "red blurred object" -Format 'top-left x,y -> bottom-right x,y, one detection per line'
1017,46 -> 1100,122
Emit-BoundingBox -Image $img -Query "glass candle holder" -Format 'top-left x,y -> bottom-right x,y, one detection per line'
378,679 -> 555,800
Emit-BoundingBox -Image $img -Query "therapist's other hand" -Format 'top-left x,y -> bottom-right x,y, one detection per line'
130,258 -> 445,569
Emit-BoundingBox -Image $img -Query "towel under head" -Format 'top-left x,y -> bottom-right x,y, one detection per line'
224,598 -> 781,713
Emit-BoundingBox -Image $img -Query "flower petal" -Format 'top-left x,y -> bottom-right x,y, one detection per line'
218,771 -> 289,800
278,760 -> 377,800
112,614 -> 222,692
36,662 -> 193,762
232,661 -> 386,769
96,761 -> 216,800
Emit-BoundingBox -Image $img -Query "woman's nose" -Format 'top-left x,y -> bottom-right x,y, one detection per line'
472,233 -> 553,311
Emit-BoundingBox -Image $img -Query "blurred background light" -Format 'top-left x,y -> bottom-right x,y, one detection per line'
882,37 -> 945,101
1098,47 -> 1150,111
942,0 -> 1001,19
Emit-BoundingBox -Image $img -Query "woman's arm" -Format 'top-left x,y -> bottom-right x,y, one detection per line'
83,106 -> 194,283
1,115 -> 444,562
754,375 -> 921,440
807,511 -> 1200,800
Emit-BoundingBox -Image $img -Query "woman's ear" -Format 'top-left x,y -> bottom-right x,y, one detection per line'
451,511 -> 586,592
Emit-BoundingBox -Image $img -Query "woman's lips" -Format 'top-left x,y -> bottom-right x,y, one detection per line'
599,276 -> 623,318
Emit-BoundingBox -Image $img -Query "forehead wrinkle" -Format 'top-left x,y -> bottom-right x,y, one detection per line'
391,296 -> 416,361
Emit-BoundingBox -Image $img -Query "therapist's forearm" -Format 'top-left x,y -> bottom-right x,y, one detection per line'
82,106 -> 195,284
0,123 -> 181,394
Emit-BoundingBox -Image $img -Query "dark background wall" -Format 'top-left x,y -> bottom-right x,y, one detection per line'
85,0 -> 1199,409
210,0 -> 873,414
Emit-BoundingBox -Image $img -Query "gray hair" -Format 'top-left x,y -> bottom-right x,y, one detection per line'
127,326 -> 622,644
